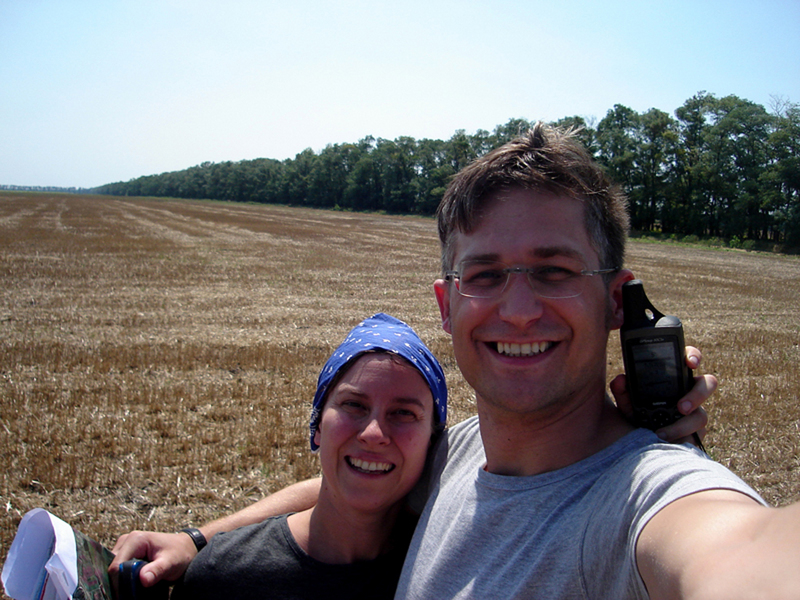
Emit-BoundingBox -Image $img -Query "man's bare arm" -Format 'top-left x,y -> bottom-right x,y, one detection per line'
638,490 -> 800,600
197,477 -> 321,540
109,478 -> 321,586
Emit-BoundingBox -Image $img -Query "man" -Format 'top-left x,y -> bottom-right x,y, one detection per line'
113,124 -> 792,598
392,125 -> 797,598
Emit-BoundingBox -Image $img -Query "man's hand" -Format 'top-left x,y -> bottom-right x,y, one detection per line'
108,530 -> 198,587
610,346 -> 714,445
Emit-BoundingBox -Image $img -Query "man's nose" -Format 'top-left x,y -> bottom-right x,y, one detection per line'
497,271 -> 545,325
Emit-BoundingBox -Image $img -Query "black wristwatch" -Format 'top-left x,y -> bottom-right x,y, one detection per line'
179,527 -> 208,552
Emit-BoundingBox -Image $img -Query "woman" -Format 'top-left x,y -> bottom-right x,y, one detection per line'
171,313 -> 447,600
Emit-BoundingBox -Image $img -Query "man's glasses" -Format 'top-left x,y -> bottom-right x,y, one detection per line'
444,260 -> 619,300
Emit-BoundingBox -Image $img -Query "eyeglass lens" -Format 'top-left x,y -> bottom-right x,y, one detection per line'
454,261 -> 589,299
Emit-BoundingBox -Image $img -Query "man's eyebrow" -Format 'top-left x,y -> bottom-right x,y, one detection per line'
459,247 -> 586,263
531,246 -> 586,261
457,252 -> 501,263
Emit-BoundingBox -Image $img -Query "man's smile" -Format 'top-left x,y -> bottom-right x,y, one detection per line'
494,341 -> 555,357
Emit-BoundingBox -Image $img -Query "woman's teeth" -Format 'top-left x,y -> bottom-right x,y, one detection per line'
348,457 -> 394,473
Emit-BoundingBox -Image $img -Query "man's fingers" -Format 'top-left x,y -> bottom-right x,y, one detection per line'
677,374 -> 718,415
685,345 -> 702,370
609,374 -> 632,417
139,561 -> 165,587
657,407 -> 708,443
111,532 -> 129,555
657,375 -> 710,443
109,531 -> 148,573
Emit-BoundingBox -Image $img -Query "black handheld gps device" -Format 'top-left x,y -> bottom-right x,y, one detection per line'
619,279 -> 694,430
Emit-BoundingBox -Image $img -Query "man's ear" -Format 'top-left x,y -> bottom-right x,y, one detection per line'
433,279 -> 452,334
608,269 -> 635,330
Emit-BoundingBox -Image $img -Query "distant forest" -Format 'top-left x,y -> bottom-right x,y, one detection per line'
94,92 -> 800,250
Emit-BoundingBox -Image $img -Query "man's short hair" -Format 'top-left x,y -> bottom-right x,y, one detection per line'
436,122 -> 630,274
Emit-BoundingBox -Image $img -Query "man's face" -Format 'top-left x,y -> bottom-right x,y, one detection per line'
434,188 -> 629,419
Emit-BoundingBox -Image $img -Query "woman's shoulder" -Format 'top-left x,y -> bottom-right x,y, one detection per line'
193,514 -> 291,569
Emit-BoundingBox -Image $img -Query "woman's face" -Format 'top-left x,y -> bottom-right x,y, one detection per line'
314,353 -> 435,514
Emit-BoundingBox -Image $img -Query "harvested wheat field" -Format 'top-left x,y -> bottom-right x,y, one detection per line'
1,191 -> 799,569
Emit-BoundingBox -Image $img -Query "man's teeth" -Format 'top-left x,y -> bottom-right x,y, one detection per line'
348,457 -> 394,473
496,341 -> 553,357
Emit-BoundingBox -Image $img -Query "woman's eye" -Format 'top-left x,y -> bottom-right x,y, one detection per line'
392,409 -> 421,422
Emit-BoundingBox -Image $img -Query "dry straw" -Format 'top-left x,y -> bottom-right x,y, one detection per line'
1,192 -> 798,568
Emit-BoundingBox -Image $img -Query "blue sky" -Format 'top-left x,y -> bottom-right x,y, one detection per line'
2,0 -> 799,188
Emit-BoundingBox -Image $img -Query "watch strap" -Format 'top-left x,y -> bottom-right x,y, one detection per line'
179,527 -> 208,552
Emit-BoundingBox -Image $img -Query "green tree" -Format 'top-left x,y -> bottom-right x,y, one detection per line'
364,137 -> 414,213
281,149 -> 317,206
702,95 -> 772,239
596,105 -> 642,227
447,129 -> 477,173
637,108 -> 679,232
552,116 -> 598,155
414,138 -> 453,215
307,144 -> 362,208
492,118 -> 534,146
345,137 -> 383,211
248,158 -> 285,204
764,100 -> 800,246
674,92 -> 716,235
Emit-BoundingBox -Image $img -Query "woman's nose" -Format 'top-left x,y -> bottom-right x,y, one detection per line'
358,417 -> 390,445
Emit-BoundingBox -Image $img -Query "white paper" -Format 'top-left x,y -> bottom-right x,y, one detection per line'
2,508 -> 78,600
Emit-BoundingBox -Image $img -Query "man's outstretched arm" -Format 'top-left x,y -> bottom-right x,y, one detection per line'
109,477 -> 321,586
638,490 -> 800,599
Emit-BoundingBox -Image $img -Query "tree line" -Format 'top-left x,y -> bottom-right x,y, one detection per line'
93,92 -> 800,250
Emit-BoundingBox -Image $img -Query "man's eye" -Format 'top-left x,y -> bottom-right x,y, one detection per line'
533,266 -> 577,281
464,269 -> 505,286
